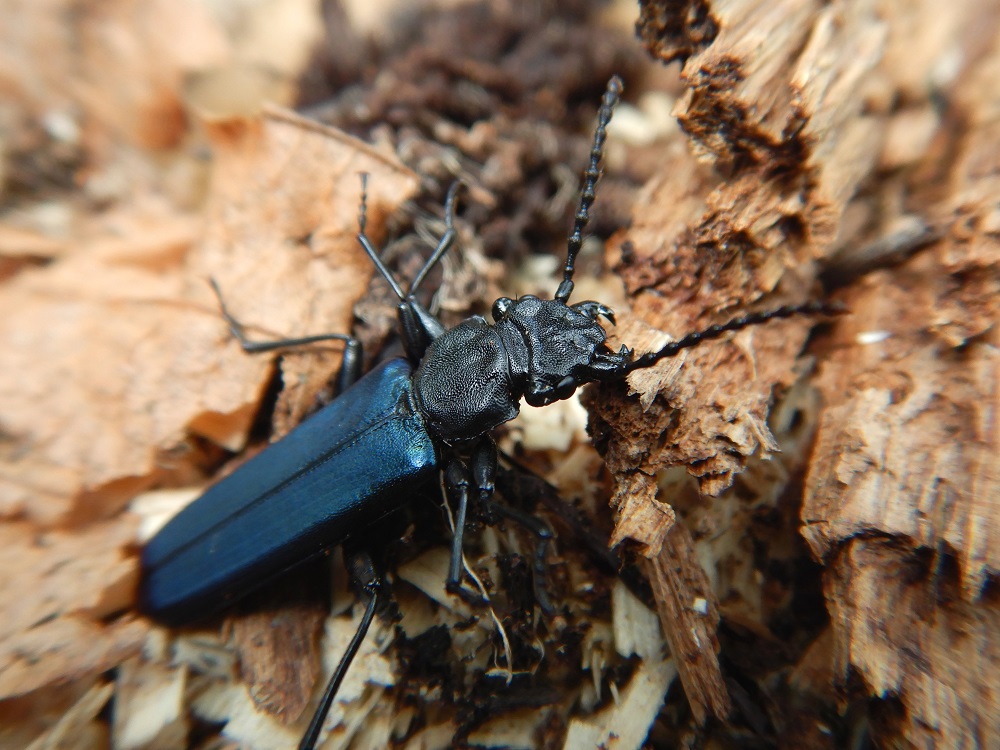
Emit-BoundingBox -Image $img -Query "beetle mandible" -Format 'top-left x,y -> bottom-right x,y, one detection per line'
140,76 -> 838,750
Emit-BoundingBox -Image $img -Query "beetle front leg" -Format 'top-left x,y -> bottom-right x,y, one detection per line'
444,437 -> 498,605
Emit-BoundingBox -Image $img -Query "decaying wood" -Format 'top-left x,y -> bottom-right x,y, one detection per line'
826,543 -> 1000,747
645,522 -> 730,723
0,518 -> 146,701
230,575 -> 328,724
589,0 -> 999,742
586,0 -> 888,727
802,9 -> 1000,743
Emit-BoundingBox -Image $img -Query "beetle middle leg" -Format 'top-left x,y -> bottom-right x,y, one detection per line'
209,277 -> 364,393
443,436 -> 556,612
444,437 -> 497,606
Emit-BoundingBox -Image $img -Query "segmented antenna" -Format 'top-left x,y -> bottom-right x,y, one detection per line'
624,300 -> 846,373
555,75 -> 623,304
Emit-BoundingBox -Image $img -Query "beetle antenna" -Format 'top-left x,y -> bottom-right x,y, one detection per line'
555,75 -> 623,304
623,300 -> 847,373
356,173 -> 408,302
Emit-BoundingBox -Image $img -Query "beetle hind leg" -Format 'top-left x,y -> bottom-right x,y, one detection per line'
443,465 -> 486,606
480,498 -> 556,614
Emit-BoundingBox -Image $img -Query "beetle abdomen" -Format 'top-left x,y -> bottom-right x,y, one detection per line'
140,358 -> 439,625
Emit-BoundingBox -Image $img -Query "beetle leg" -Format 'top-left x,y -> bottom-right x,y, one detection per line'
443,439 -> 557,614
358,174 -> 449,360
299,549 -> 381,750
444,459 -> 486,605
209,278 -> 363,394
408,180 -> 462,296
470,437 -> 556,614
445,436 -> 500,605
356,173 -> 408,301
470,434 -> 498,504
398,297 -> 446,361
480,498 -> 556,615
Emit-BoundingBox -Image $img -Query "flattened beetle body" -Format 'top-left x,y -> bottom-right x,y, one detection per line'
411,296 -> 624,440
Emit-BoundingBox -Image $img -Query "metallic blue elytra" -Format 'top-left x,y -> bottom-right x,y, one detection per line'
140,358 -> 439,625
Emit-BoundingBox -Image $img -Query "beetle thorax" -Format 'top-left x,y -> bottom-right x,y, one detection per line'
411,316 -> 519,442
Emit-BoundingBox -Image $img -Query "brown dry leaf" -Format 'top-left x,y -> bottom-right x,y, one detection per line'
0,220 -> 202,524
0,0 -> 420,743
0,110 -> 417,526
0,0 -> 230,149
193,107 -> 419,435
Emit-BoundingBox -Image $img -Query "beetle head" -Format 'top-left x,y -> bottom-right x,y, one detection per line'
493,295 -> 629,406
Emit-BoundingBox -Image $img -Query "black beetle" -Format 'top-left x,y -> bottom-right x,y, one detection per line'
140,76 -> 837,749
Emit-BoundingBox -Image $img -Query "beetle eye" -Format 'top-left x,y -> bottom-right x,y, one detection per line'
492,297 -> 513,322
